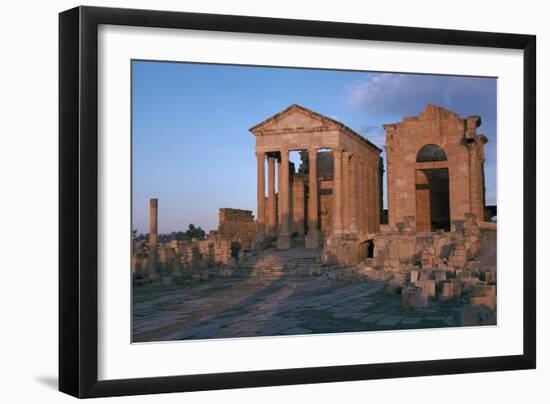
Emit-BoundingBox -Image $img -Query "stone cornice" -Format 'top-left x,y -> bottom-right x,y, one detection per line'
250,104 -> 382,154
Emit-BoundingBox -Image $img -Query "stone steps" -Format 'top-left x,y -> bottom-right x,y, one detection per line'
234,249 -> 323,278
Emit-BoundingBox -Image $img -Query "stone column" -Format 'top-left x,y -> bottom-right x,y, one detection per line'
332,148 -> 343,235
267,156 -> 277,236
349,155 -> 358,233
277,156 -> 282,231
360,159 -> 367,234
148,198 -> 158,279
342,151 -> 350,232
305,148 -> 320,248
255,151 -> 266,243
277,149 -> 291,249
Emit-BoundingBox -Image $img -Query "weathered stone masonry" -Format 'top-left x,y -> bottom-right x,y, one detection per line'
384,104 -> 488,231
250,104 -> 383,263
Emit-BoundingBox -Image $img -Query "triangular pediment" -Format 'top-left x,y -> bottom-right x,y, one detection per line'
250,104 -> 342,134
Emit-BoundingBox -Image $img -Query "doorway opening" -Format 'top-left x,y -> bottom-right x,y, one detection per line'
415,168 -> 450,232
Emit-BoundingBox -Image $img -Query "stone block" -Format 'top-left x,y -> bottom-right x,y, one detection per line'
410,270 -> 419,283
402,286 -> 428,309
418,271 -> 430,281
439,282 -> 454,301
459,270 -> 472,279
470,284 -> 496,310
451,279 -> 463,296
415,279 -> 436,298
433,269 -> 446,282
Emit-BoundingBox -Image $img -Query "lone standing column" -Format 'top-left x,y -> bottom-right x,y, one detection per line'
306,148 -> 320,248
277,149 -> 291,249
332,148 -> 343,235
267,155 -> 277,236
148,198 -> 158,280
256,151 -> 266,243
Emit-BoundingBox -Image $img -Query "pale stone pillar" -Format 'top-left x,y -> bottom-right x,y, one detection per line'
349,155 -> 358,233
361,159 -> 368,233
267,156 -> 277,236
277,149 -> 291,249
306,148 -> 320,248
332,148 -> 343,234
256,151 -> 266,242
277,156 -> 282,231
367,163 -> 373,233
148,198 -> 158,279
342,151 -> 350,232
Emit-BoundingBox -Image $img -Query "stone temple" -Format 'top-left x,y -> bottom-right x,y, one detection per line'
133,103 -> 497,337
250,104 -> 383,265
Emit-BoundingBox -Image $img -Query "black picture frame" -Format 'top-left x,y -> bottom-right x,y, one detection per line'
59,5 -> 536,398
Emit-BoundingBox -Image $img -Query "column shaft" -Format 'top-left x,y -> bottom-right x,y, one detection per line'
332,148 -> 343,234
277,157 -> 282,230
342,151 -> 350,232
148,198 -> 158,279
256,152 -> 266,241
277,149 -> 291,249
349,156 -> 358,233
267,156 -> 277,236
306,148 -> 319,248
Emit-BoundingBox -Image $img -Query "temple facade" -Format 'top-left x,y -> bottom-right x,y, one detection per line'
250,104 -> 383,258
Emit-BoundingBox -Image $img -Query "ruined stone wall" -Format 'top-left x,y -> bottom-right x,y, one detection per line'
371,213 -> 483,272
384,104 -> 487,227
217,208 -> 256,250
131,208 -> 256,277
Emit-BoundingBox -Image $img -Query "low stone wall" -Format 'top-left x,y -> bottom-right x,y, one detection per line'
371,213 -> 482,272
217,208 -> 256,250
132,208 -> 255,278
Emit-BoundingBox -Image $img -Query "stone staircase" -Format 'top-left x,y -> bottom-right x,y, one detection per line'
235,247 -> 324,278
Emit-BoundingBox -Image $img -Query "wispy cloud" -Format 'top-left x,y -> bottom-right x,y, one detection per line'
347,73 -> 496,120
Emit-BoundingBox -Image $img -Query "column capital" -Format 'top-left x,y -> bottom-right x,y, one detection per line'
255,151 -> 265,158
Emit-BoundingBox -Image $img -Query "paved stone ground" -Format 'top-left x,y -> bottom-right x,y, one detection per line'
133,275 -> 472,342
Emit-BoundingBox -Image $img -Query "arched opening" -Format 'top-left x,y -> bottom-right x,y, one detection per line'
416,144 -> 447,162
358,239 -> 375,260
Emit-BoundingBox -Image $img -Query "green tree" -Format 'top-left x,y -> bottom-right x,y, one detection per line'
185,224 -> 206,240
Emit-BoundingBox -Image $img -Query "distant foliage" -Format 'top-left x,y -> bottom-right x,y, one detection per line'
132,224 -> 206,242
182,224 -> 206,241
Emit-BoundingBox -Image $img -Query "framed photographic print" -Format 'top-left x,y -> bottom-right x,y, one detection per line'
59,6 -> 536,398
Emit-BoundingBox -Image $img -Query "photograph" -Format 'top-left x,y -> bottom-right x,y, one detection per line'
130,61 -> 498,342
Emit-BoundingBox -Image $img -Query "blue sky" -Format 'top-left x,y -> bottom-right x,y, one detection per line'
132,61 -> 497,234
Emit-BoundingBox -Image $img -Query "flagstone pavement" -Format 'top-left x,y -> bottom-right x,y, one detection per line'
132,275 -> 472,342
